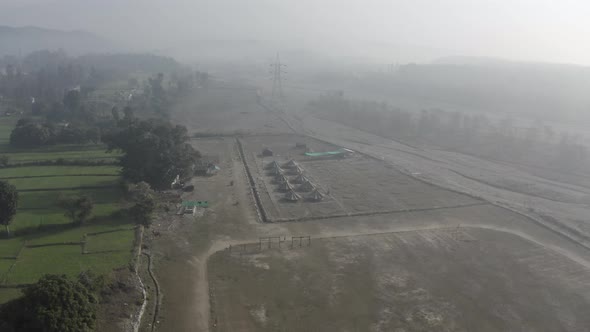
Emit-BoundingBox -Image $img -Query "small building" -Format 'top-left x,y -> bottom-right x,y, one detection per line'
262,148 -> 274,157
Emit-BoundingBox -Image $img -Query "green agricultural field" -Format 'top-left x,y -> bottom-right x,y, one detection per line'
0,146 -> 119,162
0,123 -> 136,304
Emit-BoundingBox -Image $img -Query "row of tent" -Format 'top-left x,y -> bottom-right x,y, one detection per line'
266,160 -> 324,202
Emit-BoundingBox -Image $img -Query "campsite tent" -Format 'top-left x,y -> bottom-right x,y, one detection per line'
266,160 -> 281,170
275,174 -> 289,184
269,166 -> 283,175
308,189 -> 324,201
285,189 -> 301,202
299,180 -> 315,192
279,181 -> 294,192
293,174 -> 309,184
284,160 -> 298,168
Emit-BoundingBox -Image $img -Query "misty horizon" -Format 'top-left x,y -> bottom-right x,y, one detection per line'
1,0 -> 590,66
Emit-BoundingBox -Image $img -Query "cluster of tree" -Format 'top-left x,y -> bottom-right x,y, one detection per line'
0,272 -> 103,332
0,50 -> 183,116
9,116 -> 100,148
128,182 -> 156,226
103,115 -> 200,189
58,194 -> 94,226
128,70 -> 208,118
310,59 -> 590,123
311,95 -> 589,173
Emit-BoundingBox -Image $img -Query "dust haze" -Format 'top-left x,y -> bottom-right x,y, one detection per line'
2,1 -> 590,332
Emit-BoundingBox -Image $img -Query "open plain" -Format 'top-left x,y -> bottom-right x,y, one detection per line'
143,79 -> 590,332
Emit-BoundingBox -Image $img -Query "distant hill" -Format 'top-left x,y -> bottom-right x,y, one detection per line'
0,26 -> 117,56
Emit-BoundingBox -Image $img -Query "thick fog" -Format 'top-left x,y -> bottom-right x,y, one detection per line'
2,0 -> 590,65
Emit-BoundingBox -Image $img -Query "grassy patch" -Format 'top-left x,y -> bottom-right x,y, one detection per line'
86,229 -> 136,253
0,136 -> 135,304
0,165 -> 120,178
0,288 -> 23,304
6,245 -> 132,285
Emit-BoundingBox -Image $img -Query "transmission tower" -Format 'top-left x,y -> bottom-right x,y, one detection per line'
270,53 -> 286,108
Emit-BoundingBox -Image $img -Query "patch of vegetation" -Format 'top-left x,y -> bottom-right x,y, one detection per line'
0,273 -> 103,332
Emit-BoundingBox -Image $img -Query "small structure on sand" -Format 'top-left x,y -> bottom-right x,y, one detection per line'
275,174 -> 289,184
265,160 -> 281,170
279,181 -> 294,192
269,166 -> 283,175
285,189 -> 301,202
290,164 -> 304,175
284,159 -> 298,168
262,148 -> 274,157
299,180 -> 316,192
293,174 -> 309,184
308,189 -> 324,201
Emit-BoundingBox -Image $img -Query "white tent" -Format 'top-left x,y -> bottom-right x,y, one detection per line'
284,159 -> 298,168
293,174 -> 309,184
308,189 -> 324,201
279,181 -> 294,192
299,180 -> 315,192
285,189 -> 301,201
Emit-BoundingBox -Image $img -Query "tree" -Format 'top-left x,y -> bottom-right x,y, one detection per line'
0,155 -> 9,167
129,182 -> 156,226
63,90 -> 81,112
103,118 -> 200,189
0,274 -> 98,332
58,194 -> 93,225
10,122 -> 55,148
0,181 -> 18,235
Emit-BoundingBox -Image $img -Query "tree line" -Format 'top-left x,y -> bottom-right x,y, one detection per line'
310,95 -> 589,173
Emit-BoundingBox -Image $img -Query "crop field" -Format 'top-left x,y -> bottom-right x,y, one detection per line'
209,228 -> 590,332
0,118 -> 135,304
242,134 -> 479,221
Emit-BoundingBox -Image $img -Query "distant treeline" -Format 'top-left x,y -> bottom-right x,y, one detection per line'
312,61 -> 590,123
310,95 -> 588,174
0,49 -> 183,113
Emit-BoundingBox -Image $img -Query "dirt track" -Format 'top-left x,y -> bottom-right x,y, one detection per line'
145,81 -> 590,332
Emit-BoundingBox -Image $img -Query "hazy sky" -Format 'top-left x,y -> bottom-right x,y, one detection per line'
2,0 -> 590,65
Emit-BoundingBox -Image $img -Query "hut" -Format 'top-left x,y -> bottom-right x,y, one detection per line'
279,181 -> 294,192
308,189 -> 324,201
299,180 -> 316,192
262,148 -> 274,157
293,174 -> 309,184
285,189 -> 301,202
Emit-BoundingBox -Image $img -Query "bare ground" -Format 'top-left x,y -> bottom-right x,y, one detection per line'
142,82 -> 590,332
209,228 -> 590,332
